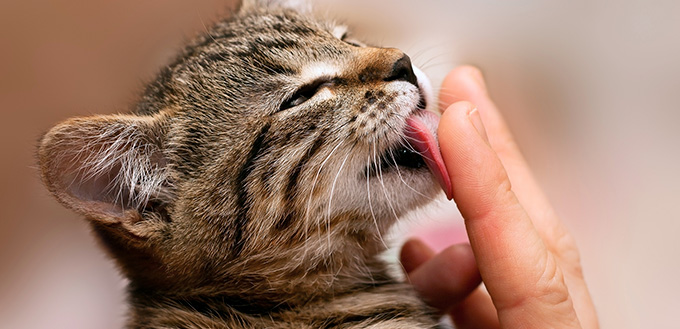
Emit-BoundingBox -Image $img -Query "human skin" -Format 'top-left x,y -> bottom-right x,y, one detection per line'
400,66 -> 599,328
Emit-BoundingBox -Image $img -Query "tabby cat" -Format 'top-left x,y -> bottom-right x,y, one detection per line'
38,0 -> 454,327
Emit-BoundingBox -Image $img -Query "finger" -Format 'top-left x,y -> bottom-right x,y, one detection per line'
438,101 -> 581,327
439,66 -> 571,254
400,239 -> 435,273
401,241 -> 481,312
450,288 -> 500,329
439,68 -> 599,326
440,66 -> 597,324
439,66 -> 514,156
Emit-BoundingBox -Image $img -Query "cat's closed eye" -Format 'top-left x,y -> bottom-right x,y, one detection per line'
279,77 -> 334,111
340,32 -> 364,47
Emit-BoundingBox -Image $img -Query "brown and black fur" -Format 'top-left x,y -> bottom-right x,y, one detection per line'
38,0 -> 443,327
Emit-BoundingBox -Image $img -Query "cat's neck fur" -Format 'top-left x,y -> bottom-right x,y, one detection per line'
125,212 -> 395,309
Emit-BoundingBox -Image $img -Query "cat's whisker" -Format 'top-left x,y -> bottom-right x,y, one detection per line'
303,138 -> 344,264
388,147 -> 433,200
437,88 -> 468,99
420,61 -> 457,72
197,9 -> 216,42
326,152 -> 350,251
196,14 -> 232,64
305,140 -> 345,222
413,50 -> 457,71
403,141 -> 436,163
437,89 -> 467,98
405,42 -> 449,65
365,145 -> 380,245
375,146 -> 399,251
369,143 -> 390,250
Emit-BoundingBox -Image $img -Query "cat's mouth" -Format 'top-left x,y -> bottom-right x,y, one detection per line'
365,109 -> 453,199
366,136 -> 427,174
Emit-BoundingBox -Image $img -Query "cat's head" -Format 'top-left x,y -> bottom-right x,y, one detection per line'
38,0 -> 449,294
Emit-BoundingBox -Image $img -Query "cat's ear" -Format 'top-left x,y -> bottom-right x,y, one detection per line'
38,113 -> 171,238
239,0 -> 311,14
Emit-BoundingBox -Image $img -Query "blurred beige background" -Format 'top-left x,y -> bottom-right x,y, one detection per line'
1,0 -> 678,328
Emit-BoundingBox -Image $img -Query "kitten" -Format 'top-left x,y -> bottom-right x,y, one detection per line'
38,0 -> 453,327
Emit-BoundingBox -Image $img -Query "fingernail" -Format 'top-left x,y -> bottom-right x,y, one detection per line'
468,108 -> 489,143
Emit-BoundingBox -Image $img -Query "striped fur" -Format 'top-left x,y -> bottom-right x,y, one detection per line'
38,1 -> 443,328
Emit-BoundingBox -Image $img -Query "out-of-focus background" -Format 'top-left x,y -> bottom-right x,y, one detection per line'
1,0 -> 678,328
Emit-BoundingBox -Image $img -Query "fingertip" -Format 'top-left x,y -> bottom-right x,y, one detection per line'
446,242 -> 475,261
443,66 -> 486,93
439,65 -> 488,112
400,239 -> 435,273
438,100 -> 488,177
407,243 -> 482,312
457,65 -> 486,90
450,288 -> 501,329
436,243 -> 481,289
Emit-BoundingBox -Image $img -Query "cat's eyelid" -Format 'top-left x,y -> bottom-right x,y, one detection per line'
278,76 -> 335,112
336,28 -> 364,48
278,59 -> 340,113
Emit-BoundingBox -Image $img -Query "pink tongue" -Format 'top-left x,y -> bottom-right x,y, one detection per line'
404,112 -> 453,200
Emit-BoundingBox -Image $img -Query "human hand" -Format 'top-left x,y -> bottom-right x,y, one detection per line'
401,66 -> 598,328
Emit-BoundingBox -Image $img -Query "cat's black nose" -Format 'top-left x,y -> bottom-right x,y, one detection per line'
385,55 -> 418,86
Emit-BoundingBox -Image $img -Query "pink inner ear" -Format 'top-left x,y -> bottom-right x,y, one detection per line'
59,159 -> 131,217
